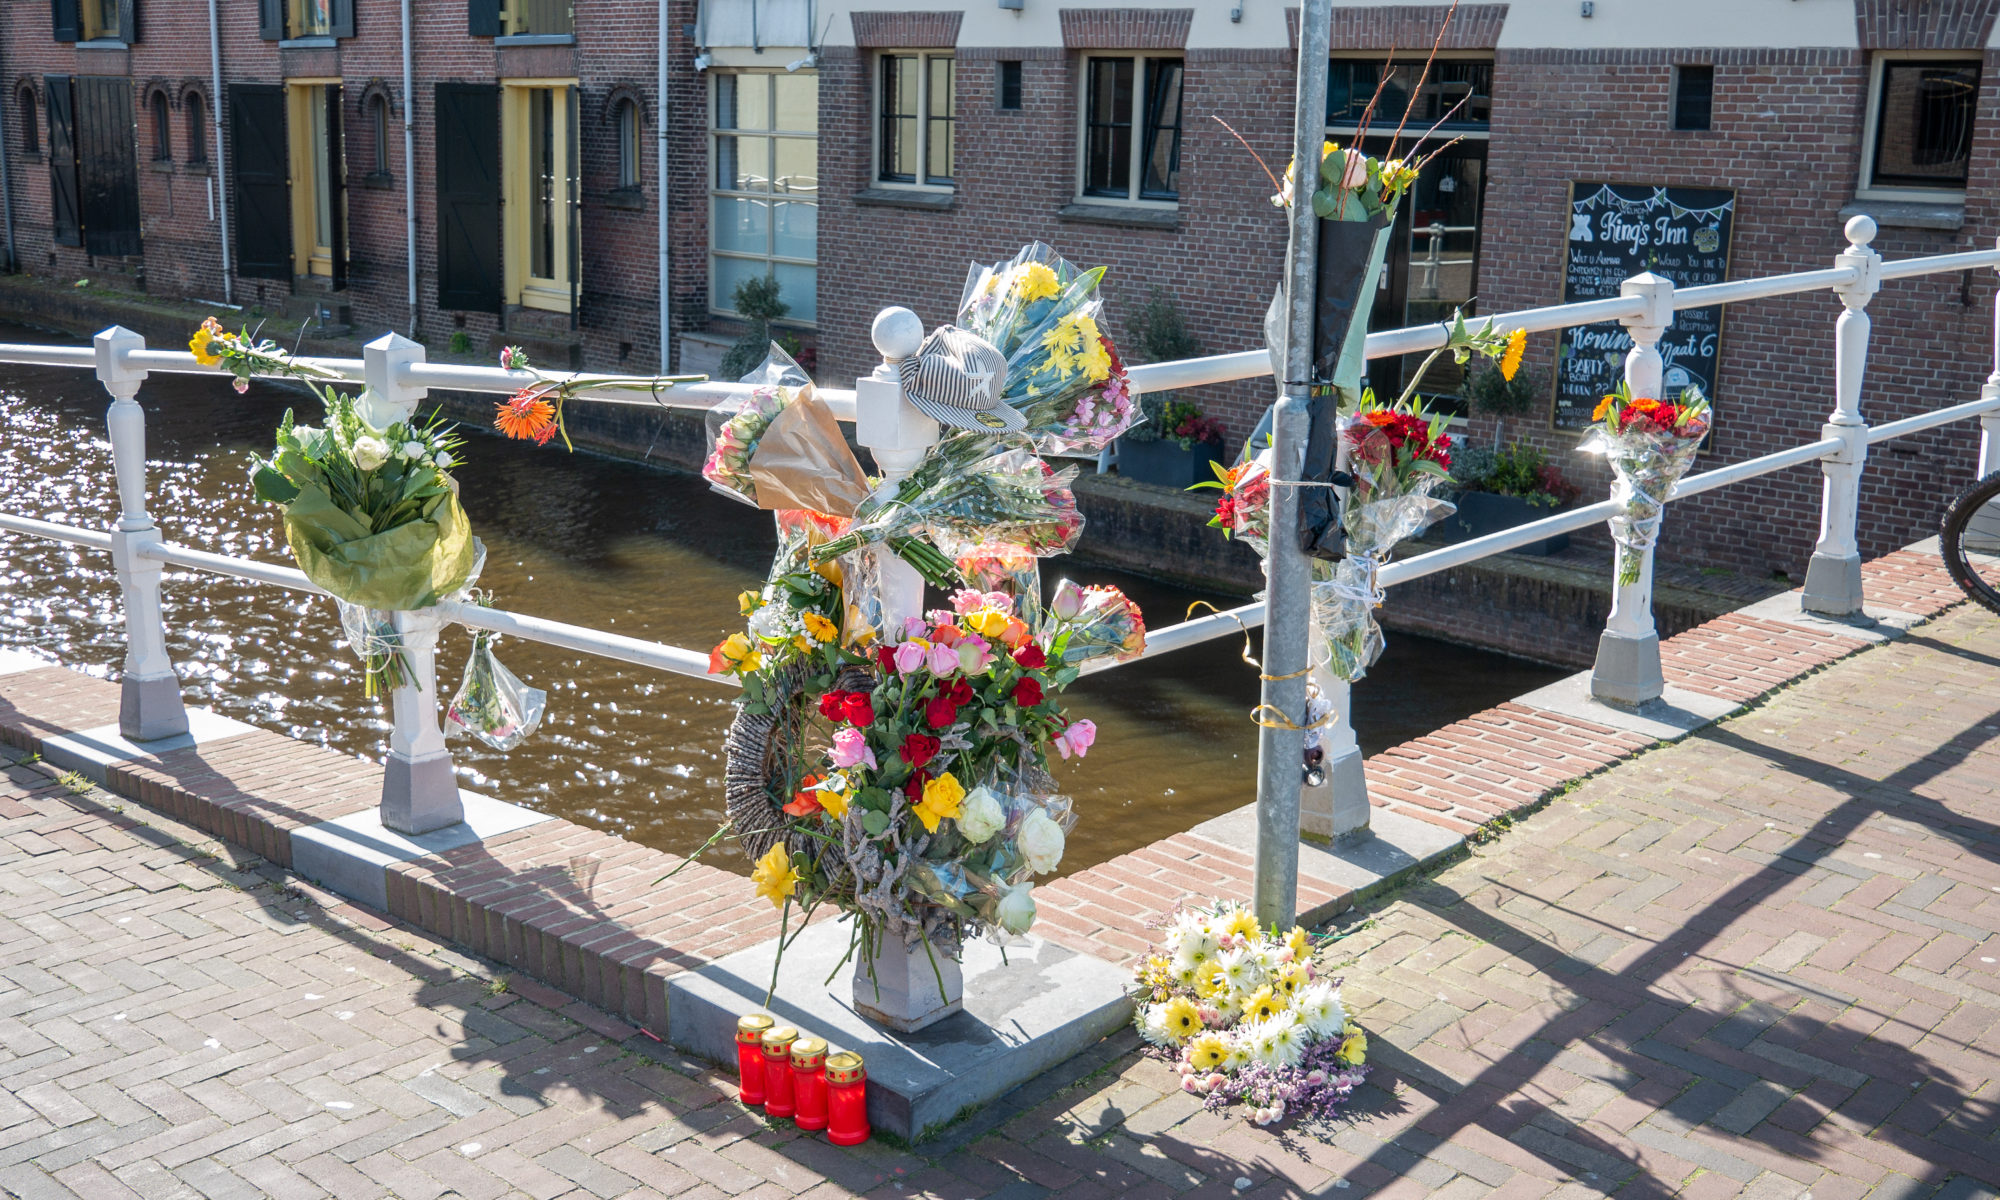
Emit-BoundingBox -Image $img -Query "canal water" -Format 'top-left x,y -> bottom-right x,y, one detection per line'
0,327 -> 1561,874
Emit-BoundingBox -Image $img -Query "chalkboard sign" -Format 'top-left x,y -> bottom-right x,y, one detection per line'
1552,182 -> 1736,430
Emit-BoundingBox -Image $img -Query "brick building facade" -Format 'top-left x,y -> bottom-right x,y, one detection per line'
1,0 -> 1997,581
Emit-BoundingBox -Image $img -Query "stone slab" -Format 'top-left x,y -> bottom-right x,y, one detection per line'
666,921 -> 1134,1142
1187,804 -> 1464,922
39,708 -> 261,785
290,792 -> 552,912
0,648 -> 57,676
1517,670 -> 1739,743
1735,591 -> 1926,643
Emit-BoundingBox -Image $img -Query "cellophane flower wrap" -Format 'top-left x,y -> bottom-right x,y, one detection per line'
1312,396 -> 1456,682
809,435 -> 1084,584
1194,445 -> 1274,557
446,629 -> 548,751
701,344 -> 816,508
958,243 -> 1136,455
1133,901 -> 1368,1127
1581,383 -> 1711,586
1045,579 -> 1148,667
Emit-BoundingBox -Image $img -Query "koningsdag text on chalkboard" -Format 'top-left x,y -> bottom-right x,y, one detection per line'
1552,182 -> 1737,432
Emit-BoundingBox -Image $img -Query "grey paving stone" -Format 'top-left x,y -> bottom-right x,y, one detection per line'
1509,1125 -> 1640,1183
1709,1080 -> 1792,1135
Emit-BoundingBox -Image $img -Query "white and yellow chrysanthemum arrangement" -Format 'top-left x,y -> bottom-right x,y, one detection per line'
1132,901 -> 1368,1126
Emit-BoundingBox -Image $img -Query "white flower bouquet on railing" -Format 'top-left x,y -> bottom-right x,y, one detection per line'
1580,383 -> 1712,586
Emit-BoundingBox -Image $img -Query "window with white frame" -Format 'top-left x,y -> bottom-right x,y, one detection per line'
878,52 -> 954,187
1861,55 -> 1980,197
710,72 -> 819,325
1080,54 -> 1182,203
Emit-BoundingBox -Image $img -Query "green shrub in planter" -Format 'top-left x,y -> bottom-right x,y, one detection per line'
1433,443 -> 1580,555
1119,396 -> 1225,488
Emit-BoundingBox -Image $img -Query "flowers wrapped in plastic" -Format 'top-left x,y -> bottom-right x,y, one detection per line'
701,345 -> 872,517
446,629 -> 548,751
1132,900 -> 1369,1127
957,243 -> 1136,455
1311,395 -> 1457,682
1193,445 -> 1273,557
1582,383 -> 1711,586
903,766 -> 1077,943
1045,579 -> 1148,666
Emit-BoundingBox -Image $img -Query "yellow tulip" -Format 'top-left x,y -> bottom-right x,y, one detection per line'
751,844 -> 799,910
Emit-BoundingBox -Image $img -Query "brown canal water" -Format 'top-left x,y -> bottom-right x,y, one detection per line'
0,328 -> 1562,875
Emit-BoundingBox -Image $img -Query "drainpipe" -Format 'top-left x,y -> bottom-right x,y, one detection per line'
0,15 -> 16,273
403,0 -> 418,336
209,0 -> 234,303
668,0 -> 684,370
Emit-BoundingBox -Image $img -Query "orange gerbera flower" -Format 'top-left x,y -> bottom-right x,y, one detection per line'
1592,394 -> 1618,422
495,390 -> 558,444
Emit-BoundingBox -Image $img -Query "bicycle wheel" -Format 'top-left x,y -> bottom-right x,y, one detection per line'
1939,470 -> 2000,615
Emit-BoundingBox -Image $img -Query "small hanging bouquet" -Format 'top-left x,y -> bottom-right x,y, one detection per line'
1194,445 -> 1273,557
1313,392 -> 1458,682
446,627 -> 549,751
491,344 -> 706,452
196,318 -> 482,695
1133,901 -> 1368,1127
957,243 -> 1136,455
700,345 -> 872,517
1582,383 -> 1711,586
1045,579 -> 1148,667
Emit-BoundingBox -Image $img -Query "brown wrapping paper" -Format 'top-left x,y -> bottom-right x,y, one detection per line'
745,387 -> 873,517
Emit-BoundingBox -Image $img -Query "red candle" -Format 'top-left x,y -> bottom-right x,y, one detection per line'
760,1026 -> 799,1118
825,1051 -> 869,1146
735,1014 -> 774,1106
790,1037 -> 829,1131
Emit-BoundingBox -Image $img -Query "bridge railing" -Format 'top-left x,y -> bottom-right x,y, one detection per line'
0,216 -> 1997,859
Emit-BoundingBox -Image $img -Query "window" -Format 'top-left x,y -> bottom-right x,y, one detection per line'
289,0 -> 333,37
81,0 -> 121,41
51,0 -> 134,43
18,89 -> 37,156
506,0 -> 572,37
1328,58 -> 1491,129
1672,65 -> 1713,131
502,83 -> 578,312
1081,55 -> 1182,203
151,91 -> 172,161
1863,57 -> 1979,195
711,72 -> 818,324
263,0 -> 351,40
185,92 -> 206,163
998,60 -> 1022,111
616,98 -> 641,189
878,53 -> 953,186
367,93 -> 390,175
286,82 -> 345,280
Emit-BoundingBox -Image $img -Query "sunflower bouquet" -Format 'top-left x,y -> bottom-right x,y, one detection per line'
957,243 -> 1136,455
1582,383 -> 1711,586
1133,901 -> 1368,1127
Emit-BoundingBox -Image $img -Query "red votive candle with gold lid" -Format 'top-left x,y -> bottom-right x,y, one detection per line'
825,1051 -> 869,1145
760,1025 -> 800,1117
734,1014 -> 774,1106
790,1037 -> 829,1131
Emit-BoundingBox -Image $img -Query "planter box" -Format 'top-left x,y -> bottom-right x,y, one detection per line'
1117,437 -> 1223,490
1429,490 -> 1571,556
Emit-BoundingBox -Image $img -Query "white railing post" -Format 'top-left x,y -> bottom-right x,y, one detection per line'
364,332 -> 464,835
1981,237 -> 2000,479
97,327 -> 190,743
1299,665 -> 1368,842
1803,216 -> 1880,616
854,308 -> 939,637
1591,272 -> 1673,706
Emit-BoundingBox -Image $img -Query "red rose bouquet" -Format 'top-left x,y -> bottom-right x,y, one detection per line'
1583,382 -> 1711,585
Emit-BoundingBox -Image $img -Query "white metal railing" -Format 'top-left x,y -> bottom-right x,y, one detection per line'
1,217 -> 1998,853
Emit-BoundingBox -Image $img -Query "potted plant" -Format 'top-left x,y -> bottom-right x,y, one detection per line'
1432,441 -> 1580,556
1118,396 -> 1226,489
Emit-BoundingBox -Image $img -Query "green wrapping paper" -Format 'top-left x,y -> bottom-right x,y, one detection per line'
281,482 -> 477,612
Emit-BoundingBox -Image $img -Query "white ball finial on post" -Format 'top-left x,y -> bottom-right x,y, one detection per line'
1844,214 -> 1878,250
872,306 -> 925,365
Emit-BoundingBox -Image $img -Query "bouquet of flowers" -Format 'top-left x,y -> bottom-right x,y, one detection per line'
701,345 -> 872,517
446,628 -> 548,751
491,344 -> 706,452
809,436 -> 1084,585
1194,445 -> 1273,557
958,243 -> 1136,455
1582,383 -> 1711,586
1045,579 -> 1148,667
709,509 -> 861,709
1133,901 -> 1368,1127
1312,393 -> 1458,682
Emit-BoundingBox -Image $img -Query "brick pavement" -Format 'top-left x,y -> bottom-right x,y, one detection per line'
1,598 -> 1995,1195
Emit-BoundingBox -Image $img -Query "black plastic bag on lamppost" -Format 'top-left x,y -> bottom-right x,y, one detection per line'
1296,205 -> 1394,561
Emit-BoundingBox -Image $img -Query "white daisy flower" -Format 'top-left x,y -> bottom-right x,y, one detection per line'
1261,1012 -> 1306,1068
1296,982 -> 1348,1039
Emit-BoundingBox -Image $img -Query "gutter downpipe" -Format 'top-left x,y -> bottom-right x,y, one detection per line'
209,0 -> 234,303
0,14 -> 16,273
657,0 -> 672,371
403,0 -> 418,336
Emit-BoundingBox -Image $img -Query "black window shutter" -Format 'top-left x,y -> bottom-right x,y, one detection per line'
331,0 -> 354,38
76,77 -> 142,256
435,83 -> 502,312
467,0 -> 500,37
117,0 -> 136,42
326,85 -> 348,288
44,76 -> 81,246
52,0 -> 79,42
230,84 -> 291,279
258,0 -> 282,40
